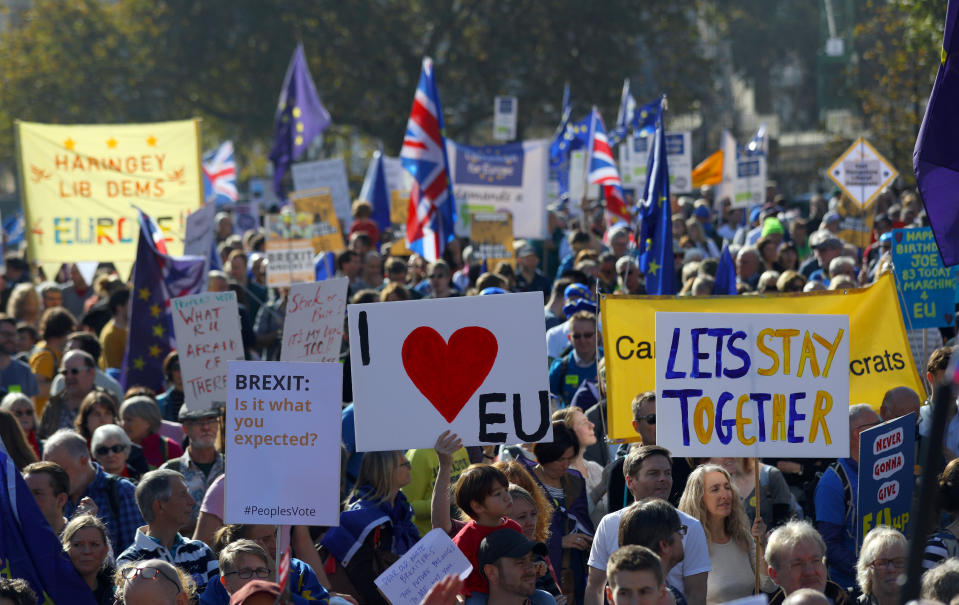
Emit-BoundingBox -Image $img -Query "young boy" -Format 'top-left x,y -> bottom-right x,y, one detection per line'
452,464 -> 522,597
606,545 -> 667,605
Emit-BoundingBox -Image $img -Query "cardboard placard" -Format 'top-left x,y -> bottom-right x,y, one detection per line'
836,195 -> 875,249
290,188 -> 345,253
348,292 -> 552,450
374,528 -> 473,605
469,212 -> 514,270
291,158 -> 352,230
184,203 -> 216,260
171,291 -> 244,410
264,213 -> 317,288
891,227 -> 957,329
225,361 -> 342,525
281,278 -> 349,362
654,312 -> 850,457
857,413 -> 915,547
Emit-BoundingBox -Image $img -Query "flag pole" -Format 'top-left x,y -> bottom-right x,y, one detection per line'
754,458 -> 761,594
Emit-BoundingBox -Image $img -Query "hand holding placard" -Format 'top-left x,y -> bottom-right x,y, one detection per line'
374,529 -> 472,605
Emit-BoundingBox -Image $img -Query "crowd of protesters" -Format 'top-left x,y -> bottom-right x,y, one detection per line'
0,184 -> 958,605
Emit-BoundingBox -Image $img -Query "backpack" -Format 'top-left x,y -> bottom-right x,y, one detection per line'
759,464 -> 804,520
830,461 -> 855,540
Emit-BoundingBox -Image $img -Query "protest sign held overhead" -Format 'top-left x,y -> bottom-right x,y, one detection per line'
655,312 -> 849,458
469,212 -> 514,270
291,158 -> 352,229
836,195 -> 875,249
171,291 -> 244,410
602,274 -> 924,443
281,278 -> 348,362
891,227 -> 957,329
375,529 -> 473,605
17,119 -> 202,269
226,360 -> 341,526
290,187 -> 345,253
828,138 -> 898,208
264,212 -> 317,288
232,202 -> 260,235
857,413 -> 915,547
619,131 -> 693,194
348,292 -> 551,450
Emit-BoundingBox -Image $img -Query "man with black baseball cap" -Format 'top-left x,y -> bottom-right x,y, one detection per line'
476,529 -> 556,605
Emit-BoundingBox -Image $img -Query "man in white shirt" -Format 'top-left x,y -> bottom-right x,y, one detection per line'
585,446 -> 710,605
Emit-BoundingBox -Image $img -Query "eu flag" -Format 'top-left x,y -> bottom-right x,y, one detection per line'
120,209 -> 206,392
915,0 -> 959,266
636,99 -> 676,295
0,448 -> 95,604
359,150 -> 392,234
269,44 -> 332,199
712,243 -> 738,295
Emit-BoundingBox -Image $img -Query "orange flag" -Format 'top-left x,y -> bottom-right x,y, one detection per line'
691,149 -> 723,188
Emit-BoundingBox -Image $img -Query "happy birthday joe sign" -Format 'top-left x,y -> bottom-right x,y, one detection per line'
655,312 -> 850,457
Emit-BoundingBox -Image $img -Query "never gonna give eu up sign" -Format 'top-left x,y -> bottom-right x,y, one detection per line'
655,312 -> 850,458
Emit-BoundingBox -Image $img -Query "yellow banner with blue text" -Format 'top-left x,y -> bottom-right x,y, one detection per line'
17,119 -> 202,265
600,273 -> 924,443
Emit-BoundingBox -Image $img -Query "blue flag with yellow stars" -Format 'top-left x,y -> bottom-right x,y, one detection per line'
120,209 -> 206,392
269,44 -> 332,198
636,98 -> 676,295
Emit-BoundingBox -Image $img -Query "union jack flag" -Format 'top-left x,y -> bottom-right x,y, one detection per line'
586,108 -> 630,222
401,57 -> 456,262
202,141 -> 238,205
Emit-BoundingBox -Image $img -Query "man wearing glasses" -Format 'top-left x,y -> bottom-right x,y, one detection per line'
814,404 -> 881,591
765,521 -> 852,605
37,349 -> 100,439
586,446 -> 710,605
118,559 -> 191,605
548,311 -> 598,407
118,469 -> 219,593
161,406 -> 225,537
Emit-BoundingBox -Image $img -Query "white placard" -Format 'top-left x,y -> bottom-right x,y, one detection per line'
493,95 -> 518,141
568,149 -> 600,211
375,529 -> 473,605
348,292 -> 552,450
655,312 -> 850,458
225,360 -> 341,525
281,278 -> 348,362
827,137 -> 898,207
383,157 -> 415,198
171,291 -> 245,410
446,139 -> 549,239
233,202 -> 260,235
291,158 -> 353,229
619,131 -> 693,194
733,156 -> 767,208
184,203 -> 216,260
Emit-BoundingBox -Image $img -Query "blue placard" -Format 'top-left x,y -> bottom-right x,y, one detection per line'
857,413 -> 915,548
890,227 -> 957,329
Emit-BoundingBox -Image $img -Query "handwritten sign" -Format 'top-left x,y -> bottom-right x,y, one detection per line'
348,292 -> 552,450
225,361 -> 341,525
290,188 -> 345,253
281,278 -> 348,362
374,529 -> 472,605
891,227 -> 957,329
857,413 -> 915,547
469,212 -> 514,270
264,213 -> 317,288
655,312 -> 850,457
171,291 -> 244,410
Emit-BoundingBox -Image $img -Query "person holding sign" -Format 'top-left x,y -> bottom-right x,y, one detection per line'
678,464 -> 774,603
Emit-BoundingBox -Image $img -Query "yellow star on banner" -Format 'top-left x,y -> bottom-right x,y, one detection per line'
150,304 -> 161,318
146,135 -> 157,147
295,135 -> 303,146
139,287 -> 150,300
64,138 -> 75,151
293,106 -> 301,118
152,324 -> 164,337
133,357 -> 145,370
648,259 -> 660,276
296,122 -> 304,133
148,344 -> 161,357
106,138 -> 118,149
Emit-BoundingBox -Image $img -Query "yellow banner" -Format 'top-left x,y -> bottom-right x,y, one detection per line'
290,188 -> 346,253
600,273 -> 924,443
470,212 -> 515,270
17,120 -> 202,264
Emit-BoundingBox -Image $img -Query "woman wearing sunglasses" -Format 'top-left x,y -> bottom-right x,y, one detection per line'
91,423 -> 147,483
115,559 -> 195,605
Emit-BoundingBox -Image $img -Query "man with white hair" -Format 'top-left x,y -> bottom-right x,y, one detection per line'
814,404 -> 881,590
42,428 -> 143,552
117,469 -> 218,592
765,521 -> 851,605
735,245 -> 761,290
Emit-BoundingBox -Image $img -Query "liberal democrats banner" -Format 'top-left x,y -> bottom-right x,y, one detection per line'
446,139 -> 549,240
17,120 -> 203,271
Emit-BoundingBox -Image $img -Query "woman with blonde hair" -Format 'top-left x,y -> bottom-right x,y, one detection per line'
856,527 -> 907,605
6,283 -> 40,328
115,558 -> 195,605
679,464 -> 774,603
552,407 -> 603,509
494,459 -> 554,543
62,514 -> 114,604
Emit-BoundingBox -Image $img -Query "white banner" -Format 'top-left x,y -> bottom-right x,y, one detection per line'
225,360 -> 342,525
281,278 -> 349,362
291,159 -> 352,229
732,156 -> 767,208
184,203 -> 215,261
619,131 -> 693,194
446,139 -> 549,239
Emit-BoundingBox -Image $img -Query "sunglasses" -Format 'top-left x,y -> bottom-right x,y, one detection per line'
639,414 -> 656,425
95,444 -> 126,456
60,367 -> 87,376
120,566 -> 181,592
224,567 -> 271,580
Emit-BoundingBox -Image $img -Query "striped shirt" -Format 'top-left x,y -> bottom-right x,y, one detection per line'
923,530 -> 959,569
118,527 -> 219,591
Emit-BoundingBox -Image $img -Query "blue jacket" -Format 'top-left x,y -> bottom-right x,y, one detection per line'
815,458 -> 858,590
199,558 -> 329,604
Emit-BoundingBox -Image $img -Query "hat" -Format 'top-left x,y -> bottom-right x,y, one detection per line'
750,206 -> 763,224
478,529 -> 548,570
693,205 -> 711,219
879,231 -> 893,245
516,244 -> 536,258
229,580 -> 281,605
808,229 -> 843,250
479,287 -> 507,296
683,248 -> 704,263
761,217 -> 785,237
563,283 -> 591,302
823,211 -> 841,224
178,403 -> 223,422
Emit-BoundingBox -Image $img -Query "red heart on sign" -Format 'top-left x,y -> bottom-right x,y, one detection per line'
894,231 -> 903,244
401,326 -> 498,423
